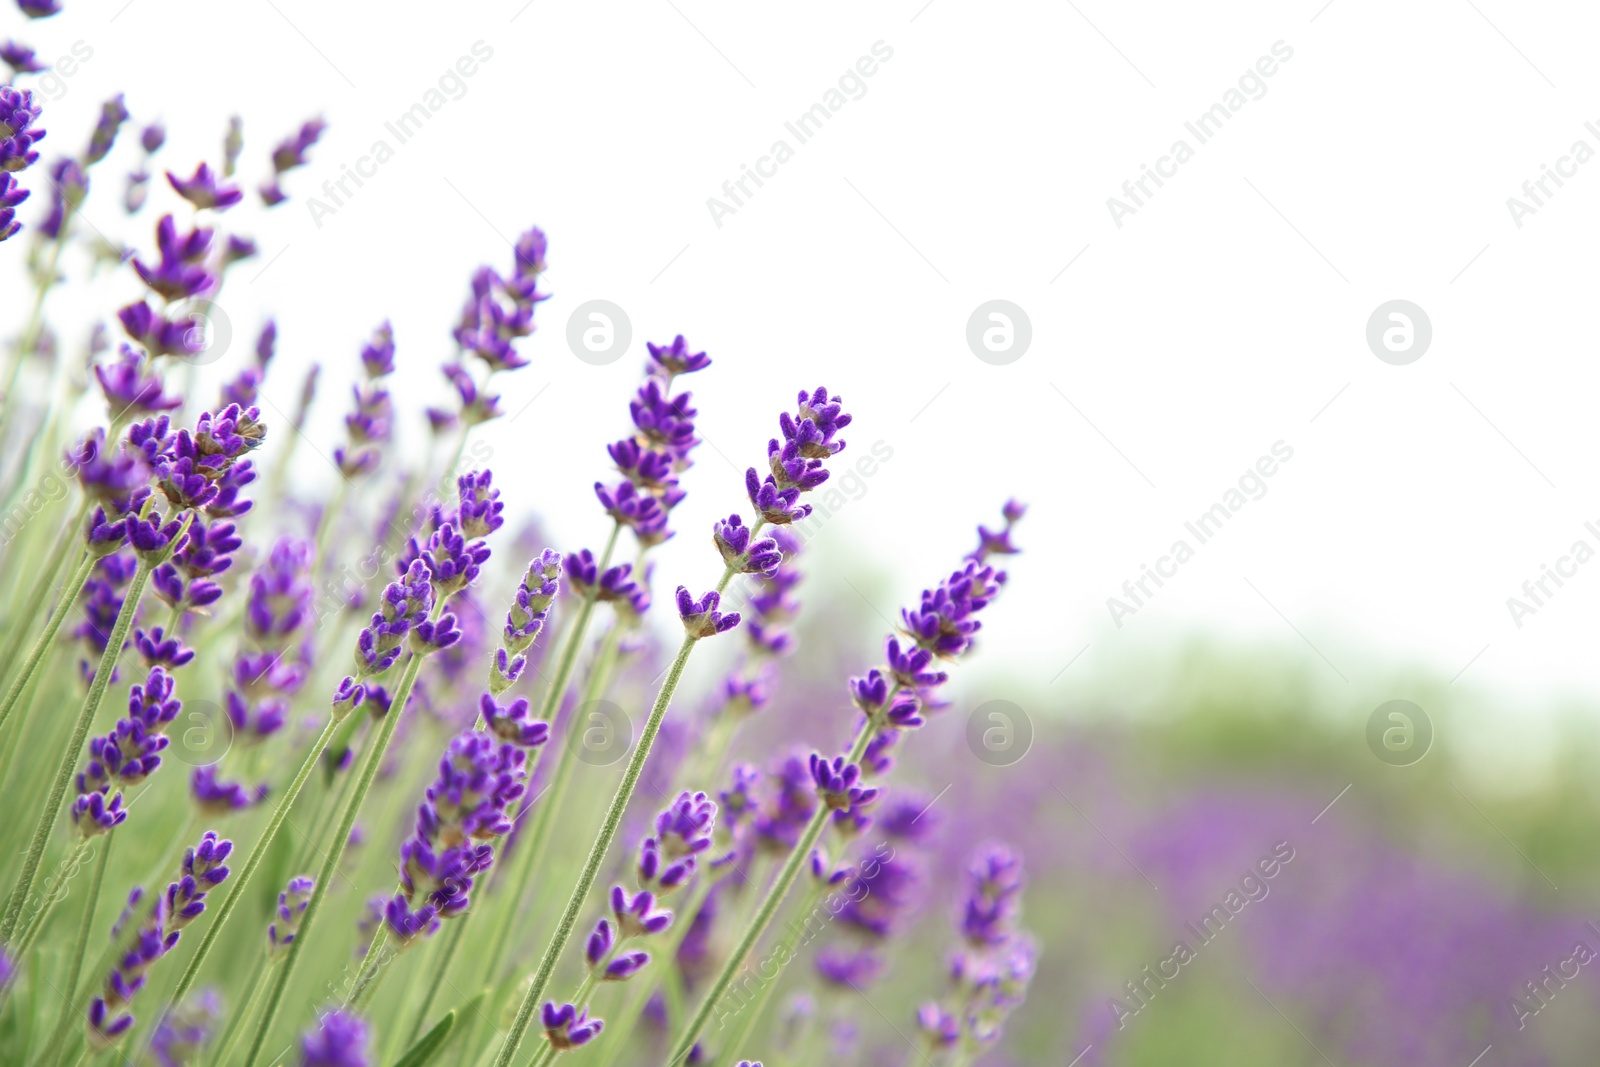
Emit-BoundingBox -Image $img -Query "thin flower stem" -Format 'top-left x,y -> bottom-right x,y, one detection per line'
592,874 -> 716,1067
0,548 -> 94,742
1,559 -> 153,945
207,955 -> 273,1067
666,722 -> 875,1065
160,715 -> 341,1012
241,649 -> 427,1067
347,924 -> 393,1008
40,835 -> 113,1067
12,837 -> 93,962
491,630 -> 700,1067
714,878 -> 825,1065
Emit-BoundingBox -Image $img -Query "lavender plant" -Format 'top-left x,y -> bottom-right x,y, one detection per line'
0,44 -> 1034,1067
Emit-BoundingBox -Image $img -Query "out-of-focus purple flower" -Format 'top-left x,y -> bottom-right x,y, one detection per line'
0,41 -> 44,75
37,157 -> 84,239
245,538 -> 313,645
87,831 -> 233,1046
260,116 -> 325,205
457,470 -> 503,539
268,875 -> 314,957
755,754 -> 819,854
480,693 -> 549,748
132,214 -> 216,300
676,586 -> 739,639
595,480 -> 663,531
815,945 -> 884,989
808,754 -> 878,814
83,93 -> 128,166
190,766 -> 266,814
140,123 -> 165,154
16,0 -> 62,19
541,1002 -> 603,1050
646,334 -> 711,379
117,300 -> 205,360
0,171 -> 26,242
298,1010 -> 369,1067
0,86 -> 45,173
149,989 -> 219,1067
95,344 -> 183,417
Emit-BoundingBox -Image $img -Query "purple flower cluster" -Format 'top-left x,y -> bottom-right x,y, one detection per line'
916,844 -> 1035,1055
123,120 -> 164,214
73,552 -> 138,685
744,387 -> 851,526
260,115 -> 325,205
540,1002 -> 602,1051
152,516 -> 242,615
354,560 -> 434,679
167,161 -> 241,211
88,832 -> 233,1046
72,666 -> 180,836
384,726 -> 536,945
335,322 -> 395,478
591,336 -> 711,549
149,990 -> 219,1067
83,92 -> 128,166
134,403 -> 265,519
0,85 -> 44,243
676,586 -> 739,639
428,228 -> 549,431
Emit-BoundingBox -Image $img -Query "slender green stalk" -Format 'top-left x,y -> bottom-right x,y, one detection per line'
240,650 -> 427,1067
713,879 -> 825,1065
2,559 -> 153,945
12,838 -> 93,961
41,836 -> 113,1067
491,631 -> 701,1067
0,549 -> 93,740
160,716 -> 341,1011
208,956 -> 273,1067
0,498 -> 87,683
666,723 -> 874,1065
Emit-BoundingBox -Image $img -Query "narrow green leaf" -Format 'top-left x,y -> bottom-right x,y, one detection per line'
392,1010 -> 456,1067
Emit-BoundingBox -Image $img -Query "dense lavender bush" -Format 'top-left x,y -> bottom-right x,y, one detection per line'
0,24 -> 1031,1067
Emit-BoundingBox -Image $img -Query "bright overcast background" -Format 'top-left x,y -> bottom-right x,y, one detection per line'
9,0 -> 1600,765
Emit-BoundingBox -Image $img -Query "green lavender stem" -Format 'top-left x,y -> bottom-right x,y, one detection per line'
40,836 -> 113,1067
160,715 -> 341,1012
2,559 -> 153,945
0,548 -> 93,741
240,650 -> 427,1067
12,838 -> 93,962
491,630 -> 700,1067
713,878 -> 825,1065
208,955 -> 273,1067
666,722 -> 874,1065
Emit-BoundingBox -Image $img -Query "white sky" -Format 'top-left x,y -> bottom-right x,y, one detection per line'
7,0 -> 1600,756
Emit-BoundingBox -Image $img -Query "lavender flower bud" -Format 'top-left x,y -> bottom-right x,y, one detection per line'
645,334 -> 711,378
610,886 -> 672,938
479,693 -> 548,748
712,514 -> 781,577
541,1002 -> 603,1050
190,766 -> 266,814
676,586 -> 739,639
488,648 -> 526,695
808,754 -> 878,813
331,677 -> 366,721
83,93 -> 129,166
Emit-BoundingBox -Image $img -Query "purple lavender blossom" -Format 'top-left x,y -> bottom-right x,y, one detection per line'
713,514 -> 781,577
134,626 -> 194,670
299,1010 -> 369,1067
95,344 -> 182,417
541,1002 -> 603,1050
0,85 -> 45,172
83,93 -> 128,166
88,832 -> 233,1046
0,41 -> 45,75
260,116 -> 325,205
385,730 -> 527,945
149,989 -> 219,1067
268,876 -> 314,957
354,560 -> 432,678
677,586 -> 739,639
132,214 -> 216,301
646,334 -> 711,379
118,300 -> 205,359
190,766 -> 266,814
808,754 -> 878,814
480,693 -> 549,748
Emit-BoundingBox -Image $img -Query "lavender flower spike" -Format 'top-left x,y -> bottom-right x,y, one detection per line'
713,514 -> 781,577
269,876 -> 315,957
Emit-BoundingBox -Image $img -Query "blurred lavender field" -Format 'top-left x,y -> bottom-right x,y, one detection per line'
732,573 -> 1600,1066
